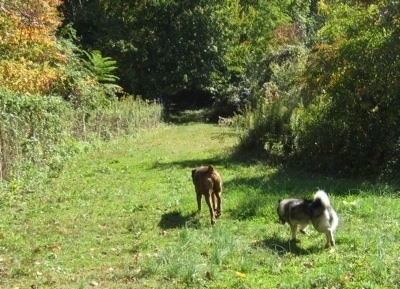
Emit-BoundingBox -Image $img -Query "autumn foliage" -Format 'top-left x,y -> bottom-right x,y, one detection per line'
0,0 -> 67,94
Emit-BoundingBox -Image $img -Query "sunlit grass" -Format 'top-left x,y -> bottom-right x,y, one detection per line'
0,123 -> 399,288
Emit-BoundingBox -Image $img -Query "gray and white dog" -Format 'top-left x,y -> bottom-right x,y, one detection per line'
277,190 -> 339,248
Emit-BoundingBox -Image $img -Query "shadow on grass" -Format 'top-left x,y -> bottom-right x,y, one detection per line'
153,157 -> 229,172
252,236 -> 321,256
152,132 -> 396,225
151,136 -> 264,171
158,210 -> 204,230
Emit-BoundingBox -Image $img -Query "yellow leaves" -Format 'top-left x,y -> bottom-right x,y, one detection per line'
342,272 -> 355,282
0,59 -> 63,94
0,0 -> 68,95
317,0 -> 329,14
302,261 -> 314,268
51,245 -> 62,253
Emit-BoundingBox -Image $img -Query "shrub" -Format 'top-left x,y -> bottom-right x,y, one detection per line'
236,45 -> 307,164
0,89 -> 73,184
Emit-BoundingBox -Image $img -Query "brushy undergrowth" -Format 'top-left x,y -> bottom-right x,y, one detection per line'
0,89 -> 163,194
0,124 -> 399,288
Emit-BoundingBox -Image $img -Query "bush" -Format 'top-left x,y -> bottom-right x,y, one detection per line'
0,89 -> 74,184
0,88 -> 164,193
236,45 -> 307,164
297,1 -> 400,178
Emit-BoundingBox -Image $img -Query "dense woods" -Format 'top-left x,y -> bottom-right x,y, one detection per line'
1,0 -> 400,184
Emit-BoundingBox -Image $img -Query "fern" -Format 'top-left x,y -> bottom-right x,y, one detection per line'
84,50 -> 119,84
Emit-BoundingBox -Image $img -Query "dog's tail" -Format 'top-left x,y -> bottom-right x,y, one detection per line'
313,190 -> 331,208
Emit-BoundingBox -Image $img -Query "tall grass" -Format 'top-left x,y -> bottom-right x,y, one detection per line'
0,90 -> 163,190
70,96 -> 163,141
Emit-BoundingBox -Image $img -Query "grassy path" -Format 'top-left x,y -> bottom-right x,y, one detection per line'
1,124 -> 400,288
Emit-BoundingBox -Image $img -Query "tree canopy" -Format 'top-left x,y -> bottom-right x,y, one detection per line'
1,0 -> 400,178
62,0 -> 291,103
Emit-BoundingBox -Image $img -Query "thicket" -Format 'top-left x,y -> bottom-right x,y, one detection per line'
2,0 -> 399,182
60,0 -> 400,178
236,0 -> 400,178
0,0 -> 163,190
0,90 -> 70,183
296,1 -> 400,178
61,0 -> 291,113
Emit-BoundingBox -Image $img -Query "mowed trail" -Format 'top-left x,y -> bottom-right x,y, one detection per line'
53,123 -> 240,221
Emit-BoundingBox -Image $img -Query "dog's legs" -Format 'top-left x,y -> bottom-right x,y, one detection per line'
290,224 -> 298,241
214,191 -> 222,218
299,224 -> 309,235
211,193 -> 217,212
325,229 -> 335,248
196,192 -> 202,212
205,191 -> 216,225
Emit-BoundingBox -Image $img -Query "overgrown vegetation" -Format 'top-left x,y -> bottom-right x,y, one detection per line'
0,88 -> 162,191
233,0 -> 400,179
0,0 -> 163,187
0,89 -> 70,182
1,0 -> 398,183
59,0 -> 400,178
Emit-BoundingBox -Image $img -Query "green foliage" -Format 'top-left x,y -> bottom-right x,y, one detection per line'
0,0 -> 121,111
0,87 -> 163,189
49,24 -> 123,114
235,0 -> 400,178
71,96 -> 163,142
212,1 -> 293,114
236,45 -> 308,163
83,50 -> 119,84
62,0 -> 292,109
82,49 -> 122,99
298,0 -> 400,177
0,88 -> 74,184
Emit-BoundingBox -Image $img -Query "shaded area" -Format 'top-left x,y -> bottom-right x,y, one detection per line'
152,125 -> 399,227
151,135 -> 266,171
154,147 -> 394,223
163,89 -> 220,124
223,168 -> 392,199
158,211 -> 202,230
252,235 -> 321,256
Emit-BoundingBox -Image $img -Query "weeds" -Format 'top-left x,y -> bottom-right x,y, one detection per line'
0,91 -> 162,190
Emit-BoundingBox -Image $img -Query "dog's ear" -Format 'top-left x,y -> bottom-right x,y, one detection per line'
191,169 -> 196,178
207,165 -> 214,173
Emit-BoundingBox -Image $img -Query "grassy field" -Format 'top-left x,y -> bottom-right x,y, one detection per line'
1,123 -> 400,288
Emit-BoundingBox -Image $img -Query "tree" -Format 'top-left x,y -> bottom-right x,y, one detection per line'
61,0 -> 291,110
0,0 -> 66,94
297,0 -> 400,176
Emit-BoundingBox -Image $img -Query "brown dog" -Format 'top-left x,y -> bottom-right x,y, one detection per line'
191,165 -> 222,225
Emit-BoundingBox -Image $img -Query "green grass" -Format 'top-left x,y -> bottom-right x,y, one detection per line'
1,123 -> 400,288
